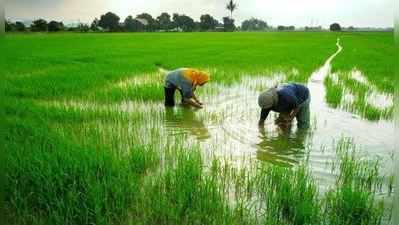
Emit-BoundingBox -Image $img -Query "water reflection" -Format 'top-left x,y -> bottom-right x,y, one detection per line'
256,118 -> 311,166
164,106 -> 210,140
159,39 -> 393,174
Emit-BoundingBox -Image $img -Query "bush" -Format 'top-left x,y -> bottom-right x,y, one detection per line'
15,22 -> 26,32
330,23 -> 342,32
241,18 -> 268,31
31,19 -> 48,32
223,17 -> 235,31
48,21 -> 64,32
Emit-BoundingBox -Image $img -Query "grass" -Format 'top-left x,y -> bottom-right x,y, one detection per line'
4,118 -> 141,224
332,32 -> 394,93
255,165 -> 321,225
2,32 -> 394,224
325,138 -> 386,225
323,32 -> 394,120
324,71 -> 393,121
3,110 -> 393,224
2,32 -> 338,101
324,74 -> 343,108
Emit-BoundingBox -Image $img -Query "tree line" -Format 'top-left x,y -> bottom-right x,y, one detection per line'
6,0 -> 240,33
5,15 -> 344,33
5,15 -> 345,33
5,0 -> 343,33
5,12 -> 240,33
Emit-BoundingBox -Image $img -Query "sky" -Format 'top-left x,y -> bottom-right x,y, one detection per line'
5,0 -> 395,28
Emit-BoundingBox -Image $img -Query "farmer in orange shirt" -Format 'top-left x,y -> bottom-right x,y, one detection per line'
164,68 -> 210,108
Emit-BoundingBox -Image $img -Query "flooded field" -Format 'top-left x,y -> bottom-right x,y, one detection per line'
4,32 -> 395,225
37,38 -> 394,224
164,39 -> 394,180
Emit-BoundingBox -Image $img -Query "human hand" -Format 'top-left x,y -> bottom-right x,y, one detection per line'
194,102 -> 203,108
275,113 -> 291,124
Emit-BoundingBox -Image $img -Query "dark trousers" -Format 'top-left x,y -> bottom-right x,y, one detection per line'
164,86 -> 183,107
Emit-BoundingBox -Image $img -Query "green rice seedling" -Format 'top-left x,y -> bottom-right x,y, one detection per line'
134,146 -> 240,225
254,163 -> 321,225
324,138 -> 385,225
324,71 -> 393,121
357,101 -> 387,121
324,75 -> 343,108
4,118 -> 141,225
4,97 -> 165,225
2,32 -> 394,225
332,32 -> 394,93
92,83 -> 164,102
2,32 -> 338,100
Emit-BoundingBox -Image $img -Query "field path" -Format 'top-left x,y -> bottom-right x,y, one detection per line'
310,38 -> 343,83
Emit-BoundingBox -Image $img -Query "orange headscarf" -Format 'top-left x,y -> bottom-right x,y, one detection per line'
182,68 -> 210,86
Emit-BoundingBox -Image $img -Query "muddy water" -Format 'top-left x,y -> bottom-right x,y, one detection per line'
163,39 -> 394,188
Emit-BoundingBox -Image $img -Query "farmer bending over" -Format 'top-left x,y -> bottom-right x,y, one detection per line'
258,83 -> 310,128
164,68 -> 210,108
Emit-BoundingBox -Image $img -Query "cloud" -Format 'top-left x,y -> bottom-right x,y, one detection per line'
5,0 -> 108,22
5,0 -> 394,27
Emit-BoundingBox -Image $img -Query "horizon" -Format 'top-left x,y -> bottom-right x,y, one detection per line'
5,0 -> 394,28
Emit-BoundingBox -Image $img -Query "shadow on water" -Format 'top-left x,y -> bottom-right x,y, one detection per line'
256,122 -> 311,167
164,106 -> 210,141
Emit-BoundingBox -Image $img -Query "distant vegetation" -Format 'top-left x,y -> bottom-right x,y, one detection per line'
241,18 -> 268,31
6,15 -> 359,33
5,0 -> 364,34
330,23 -> 342,32
5,0 -> 239,33
2,32 -> 393,225
277,25 -> 296,31
5,12 -> 239,33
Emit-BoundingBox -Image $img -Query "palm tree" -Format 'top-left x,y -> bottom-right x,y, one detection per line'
226,0 -> 237,20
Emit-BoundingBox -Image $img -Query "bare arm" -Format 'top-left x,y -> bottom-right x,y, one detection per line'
288,107 -> 300,121
192,92 -> 203,105
184,97 -> 203,108
287,95 -> 300,121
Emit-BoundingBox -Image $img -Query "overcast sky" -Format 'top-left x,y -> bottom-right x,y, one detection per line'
5,0 -> 394,27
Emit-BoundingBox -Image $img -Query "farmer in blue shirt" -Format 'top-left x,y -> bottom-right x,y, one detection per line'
258,83 -> 310,128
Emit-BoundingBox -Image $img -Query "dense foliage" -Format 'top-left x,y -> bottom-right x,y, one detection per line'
241,18 -> 268,31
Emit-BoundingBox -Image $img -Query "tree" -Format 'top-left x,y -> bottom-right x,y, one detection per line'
157,12 -> 173,31
172,13 -> 180,30
223,17 -> 235,31
199,14 -> 218,31
347,26 -> 355,31
77,23 -> 90,32
15,21 -> 26,31
124,15 -> 144,32
136,13 -> 158,31
226,0 -> 237,20
194,22 -> 201,31
5,20 -> 14,32
91,18 -> 100,31
241,18 -> 268,31
277,25 -> 295,31
172,14 -> 195,32
330,23 -> 341,31
305,26 -> 322,31
99,12 -> 120,31
179,15 -> 195,32
31,19 -> 48,32
48,21 -> 64,32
